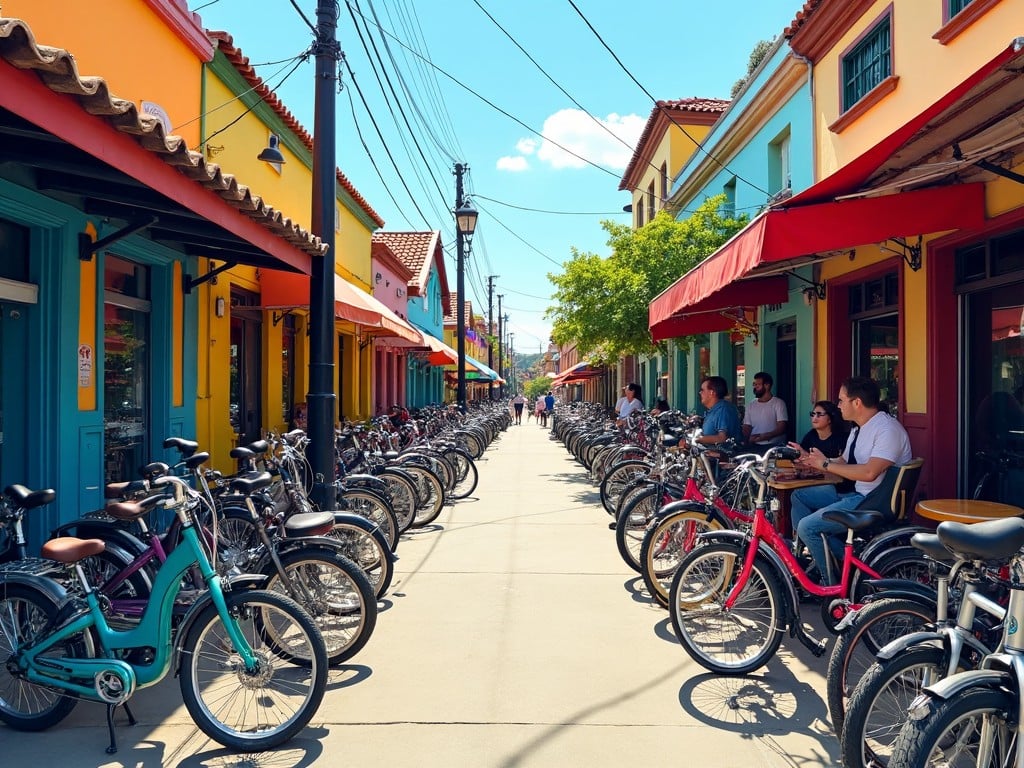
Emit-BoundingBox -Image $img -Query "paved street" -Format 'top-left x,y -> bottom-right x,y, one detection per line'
3,419 -> 841,767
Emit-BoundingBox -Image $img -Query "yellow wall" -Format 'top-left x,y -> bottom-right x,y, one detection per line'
814,0 -> 1024,179
4,0 -> 204,149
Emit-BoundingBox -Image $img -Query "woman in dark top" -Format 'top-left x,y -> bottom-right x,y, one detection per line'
800,400 -> 848,458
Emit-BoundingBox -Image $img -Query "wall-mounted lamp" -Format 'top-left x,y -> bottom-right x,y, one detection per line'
802,287 -> 817,307
257,134 -> 285,166
215,296 -> 226,317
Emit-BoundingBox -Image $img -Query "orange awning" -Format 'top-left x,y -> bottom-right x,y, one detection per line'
260,270 -> 420,343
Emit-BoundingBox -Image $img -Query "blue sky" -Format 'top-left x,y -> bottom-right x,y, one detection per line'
191,0 -> 803,355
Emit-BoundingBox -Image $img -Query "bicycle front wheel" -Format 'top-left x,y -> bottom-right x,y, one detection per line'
640,505 -> 725,606
890,687 -> 1013,768
179,589 -> 327,751
669,542 -> 784,674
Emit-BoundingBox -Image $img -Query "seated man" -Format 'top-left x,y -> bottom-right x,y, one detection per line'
789,376 -> 912,583
695,376 -> 741,447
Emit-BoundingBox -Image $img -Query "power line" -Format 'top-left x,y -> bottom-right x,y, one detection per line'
565,0 -> 771,198
473,194 -> 626,216
500,286 -> 552,300
286,0 -> 317,33
472,199 -> 564,269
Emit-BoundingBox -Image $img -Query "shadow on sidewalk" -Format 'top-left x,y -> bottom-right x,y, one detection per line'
175,730 -> 327,768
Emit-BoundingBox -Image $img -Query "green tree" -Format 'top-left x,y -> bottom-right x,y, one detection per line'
546,196 -> 746,363
523,377 -> 549,401
731,38 -> 775,98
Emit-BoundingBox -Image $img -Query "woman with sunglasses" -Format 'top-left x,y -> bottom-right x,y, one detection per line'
796,400 -> 848,459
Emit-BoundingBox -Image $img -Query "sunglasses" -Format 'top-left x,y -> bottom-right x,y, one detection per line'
809,411 -> 828,418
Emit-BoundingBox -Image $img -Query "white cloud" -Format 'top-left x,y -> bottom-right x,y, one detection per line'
536,109 -> 645,170
516,137 -> 538,155
496,155 -> 530,172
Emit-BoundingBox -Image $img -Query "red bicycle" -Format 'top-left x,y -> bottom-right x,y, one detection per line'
668,445 -> 931,674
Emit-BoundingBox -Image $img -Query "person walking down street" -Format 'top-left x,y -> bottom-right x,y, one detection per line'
789,376 -> 912,584
615,383 -> 644,426
512,392 -> 526,425
544,390 -> 555,430
742,371 -> 789,451
696,376 -> 742,446
532,396 -> 544,424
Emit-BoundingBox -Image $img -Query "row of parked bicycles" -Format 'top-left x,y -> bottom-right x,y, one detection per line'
552,401 -> 1024,767
0,402 -> 509,755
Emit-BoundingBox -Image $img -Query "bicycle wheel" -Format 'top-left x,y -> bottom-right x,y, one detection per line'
599,460 -> 652,516
405,465 -> 446,527
641,506 -> 725,607
263,549 -> 377,665
852,546 -> 936,603
328,518 -> 393,598
215,508 -> 264,574
0,584 -> 89,731
841,646 -> 947,768
824,596 -> 935,738
669,541 -> 785,674
339,489 -> 398,551
447,449 -> 478,499
614,487 -> 662,573
890,687 -> 1013,768
179,589 -> 327,751
377,469 -> 418,533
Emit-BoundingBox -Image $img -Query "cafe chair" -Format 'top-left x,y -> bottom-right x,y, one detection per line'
856,457 -> 925,523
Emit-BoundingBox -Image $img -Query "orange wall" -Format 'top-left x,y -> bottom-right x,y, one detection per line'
814,0 -> 1024,179
4,0 -> 206,149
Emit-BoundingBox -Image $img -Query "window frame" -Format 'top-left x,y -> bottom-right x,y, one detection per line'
840,6 -> 894,114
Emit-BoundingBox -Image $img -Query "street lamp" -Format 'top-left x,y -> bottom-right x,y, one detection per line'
454,162 -> 478,412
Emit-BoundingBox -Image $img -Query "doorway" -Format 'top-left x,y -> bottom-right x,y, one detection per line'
0,218 -> 30,487
230,289 -> 262,444
776,323 -> 797,442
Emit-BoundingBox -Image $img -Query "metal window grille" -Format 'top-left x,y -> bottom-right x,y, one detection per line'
842,18 -> 891,111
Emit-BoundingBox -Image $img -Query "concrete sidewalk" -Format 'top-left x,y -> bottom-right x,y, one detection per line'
2,419 -> 841,767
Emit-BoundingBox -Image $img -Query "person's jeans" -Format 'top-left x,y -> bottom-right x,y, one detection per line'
790,485 -> 865,584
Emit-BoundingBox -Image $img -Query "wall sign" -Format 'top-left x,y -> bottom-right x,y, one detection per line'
78,343 -> 93,387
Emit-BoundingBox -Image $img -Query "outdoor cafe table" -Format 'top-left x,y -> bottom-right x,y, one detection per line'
915,498 -> 1024,525
767,468 -> 843,537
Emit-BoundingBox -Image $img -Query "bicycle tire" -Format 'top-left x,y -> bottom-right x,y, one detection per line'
0,584 -> 91,731
670,541 -> 785,674
405,465 -> 446,527
640,505 -> 726,606
263,548 -> 377,664
824,596 -> 934,738
339,489 -> 399,552
328,516 -> 394,598
599,460 -> 652,516
179,589 -> 327,751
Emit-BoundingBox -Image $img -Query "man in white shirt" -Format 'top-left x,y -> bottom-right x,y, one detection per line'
790,376 -> 913,583
742,371 -> 788,450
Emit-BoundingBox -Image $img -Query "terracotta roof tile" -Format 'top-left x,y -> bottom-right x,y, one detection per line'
371,230 -> 448,299
619,98 -> 730,192
784,0 -> 823,38
0,18 -> 327,258
209,31 -> 384,228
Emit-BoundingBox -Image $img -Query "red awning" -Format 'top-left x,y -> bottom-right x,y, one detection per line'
649,183 -> 985,341
551,361 -> 605,386
261,271 -> 420,344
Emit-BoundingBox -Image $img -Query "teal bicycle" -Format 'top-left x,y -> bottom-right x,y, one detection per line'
0,474 -> 327,754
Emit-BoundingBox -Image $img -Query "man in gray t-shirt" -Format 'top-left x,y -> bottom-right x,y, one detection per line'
788,377 -> 912,583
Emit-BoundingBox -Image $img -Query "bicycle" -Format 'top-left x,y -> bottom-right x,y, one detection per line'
669,445 -> 932,674
0,474 -> 327,754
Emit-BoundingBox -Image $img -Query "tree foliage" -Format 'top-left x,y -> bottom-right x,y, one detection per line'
546,196 -> 746,364
731,38 -> 775,98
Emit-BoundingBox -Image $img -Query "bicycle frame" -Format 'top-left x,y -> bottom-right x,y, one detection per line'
724,504 -> 883,609
15,496 -> 257,702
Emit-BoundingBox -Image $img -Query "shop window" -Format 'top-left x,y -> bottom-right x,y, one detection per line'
842,13 -> 892,112
646,181 -> 656,223
768,128 -> 791,196
660,162 -> 669,205
103,256 -> 150,484
849,271 -> 900,416
229,289 -> 262,443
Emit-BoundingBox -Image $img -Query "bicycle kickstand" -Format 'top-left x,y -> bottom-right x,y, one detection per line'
104,701 -> 137,754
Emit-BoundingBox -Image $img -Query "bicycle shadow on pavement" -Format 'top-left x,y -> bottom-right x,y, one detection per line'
173,732 -> 326,768
326,663 -> 372,690
677,665 -> 839,763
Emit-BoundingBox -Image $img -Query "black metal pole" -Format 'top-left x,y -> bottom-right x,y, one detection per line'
496,295 -> 503,398
487,274 -> 496,401
307,0 -> 338,510
455,162 -> 467,412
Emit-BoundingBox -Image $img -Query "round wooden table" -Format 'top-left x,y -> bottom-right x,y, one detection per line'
915,498 -> 1024,524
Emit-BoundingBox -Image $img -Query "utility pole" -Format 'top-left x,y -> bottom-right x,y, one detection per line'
487,275 -> 498,401
509,332 -> 515,393
307,0 -> 340,511
496,295 -> 504,398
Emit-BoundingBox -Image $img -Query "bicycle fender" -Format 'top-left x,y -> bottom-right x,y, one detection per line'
173,573 -> 269,674
0,570 -> 70,607
923,669 -> 1010,701
655,499 -> 730,528
860,579 -> 938,606
859,526 -> 932,564
691,529 -> 800,626
340,474 -> 388,494
876,630 -> 946,661
272,537 -> 348,560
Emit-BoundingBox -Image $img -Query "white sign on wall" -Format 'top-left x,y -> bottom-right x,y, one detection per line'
78,343 -> 93,387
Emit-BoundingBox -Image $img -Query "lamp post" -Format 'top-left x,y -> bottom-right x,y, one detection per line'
453,162 -> 478,412
508,332 -> 515,393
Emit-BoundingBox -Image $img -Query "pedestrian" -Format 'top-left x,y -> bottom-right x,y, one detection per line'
532,396 -> 544,423
742,371 -> 789,451
544,390 -> 555,430
511,392 -> 526,425
789,376 -> 913,584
